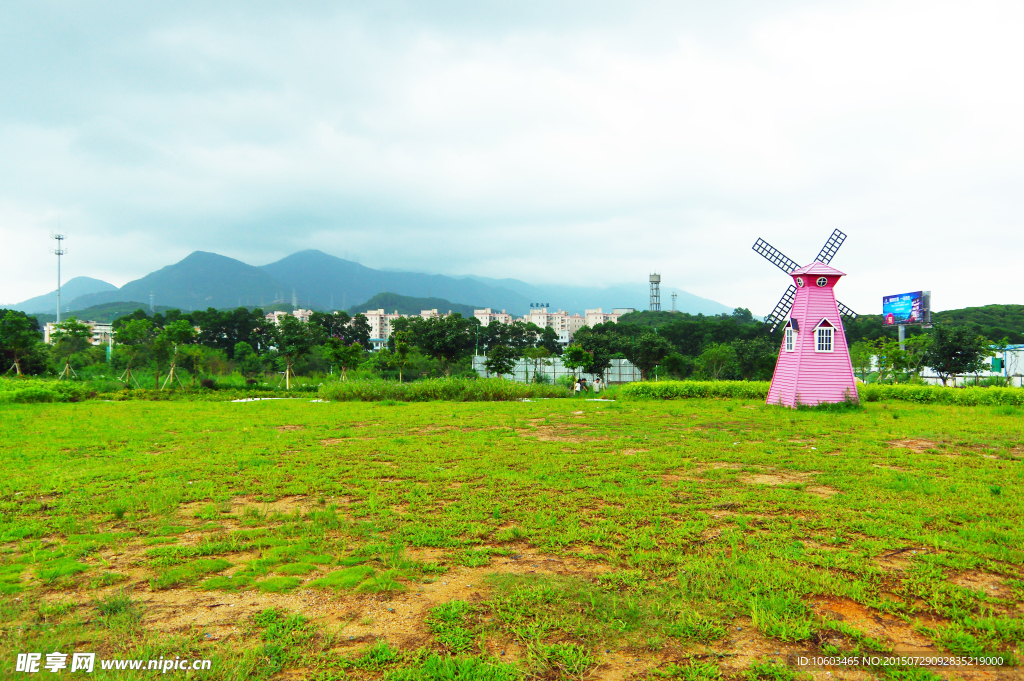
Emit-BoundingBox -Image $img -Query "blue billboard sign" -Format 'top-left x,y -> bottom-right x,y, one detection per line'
882,291 -> 930,326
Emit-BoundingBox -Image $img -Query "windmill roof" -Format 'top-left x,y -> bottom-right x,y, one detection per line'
792,261 -> 846,276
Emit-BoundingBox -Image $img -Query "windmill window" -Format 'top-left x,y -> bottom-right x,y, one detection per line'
796,277 -> 804,288
816,277 -> 828,287
784,326 -> 794,352
814,320 -> 835,353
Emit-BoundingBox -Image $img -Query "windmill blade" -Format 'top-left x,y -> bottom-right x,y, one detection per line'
764,285 -> 796,332
752,239 -> 800,274
814,229 -> 847,265
836,300 -> 857,321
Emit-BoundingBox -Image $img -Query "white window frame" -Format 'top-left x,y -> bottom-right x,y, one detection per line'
795,277 -> 804,288
816,276 -> 828,287
784,325 -> 795,352
814,321 -> 835,353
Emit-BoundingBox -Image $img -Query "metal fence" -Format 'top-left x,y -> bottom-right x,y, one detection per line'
471,356 -> 641,384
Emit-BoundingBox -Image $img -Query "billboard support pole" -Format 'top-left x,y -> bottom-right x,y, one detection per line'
898,325 -> 906,351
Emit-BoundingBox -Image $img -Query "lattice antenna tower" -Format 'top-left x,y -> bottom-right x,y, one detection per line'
671,292 -> 678,312
50,231 -> 67,324
649,273 -> 661,312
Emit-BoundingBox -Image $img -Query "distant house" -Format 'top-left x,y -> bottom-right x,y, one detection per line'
265,309 -> 313,325
43,321 -> 113,346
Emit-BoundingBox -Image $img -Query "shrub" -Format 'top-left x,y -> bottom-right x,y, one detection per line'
319,377 -> 570,402
620,381 -> 771,400
622,380 -> 1024,407
859,384 -> 1024,406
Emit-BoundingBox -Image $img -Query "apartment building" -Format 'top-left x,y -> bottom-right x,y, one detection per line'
265,309 -> 314,325
584,308 -> 622,327
43,321 -> 113,346
474,308 -> 514,326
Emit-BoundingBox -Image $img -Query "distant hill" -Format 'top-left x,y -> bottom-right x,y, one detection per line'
349,293 -> 479,317
32,302 -> 175,327
460,275 -> 734,316
11,276 -> 116,314
844,304 -> 1024,344
69,252 -> 285,311
12,248 -> 735,320
260,250 -> 532,313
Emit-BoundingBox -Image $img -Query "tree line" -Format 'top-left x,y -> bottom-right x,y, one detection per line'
1,302 -> 1011,387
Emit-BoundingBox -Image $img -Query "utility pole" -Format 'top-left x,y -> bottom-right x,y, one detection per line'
50,232 -> 67,324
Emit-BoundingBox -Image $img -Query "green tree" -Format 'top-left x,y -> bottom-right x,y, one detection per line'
484,344 -> 517,378
406,315 -> 477,374
0,311 -> 41,376
159,319 -> 197,389
391,331 -> 413,382
849,341 -> 873,382
561,344 -> 593,381
925,325 -> 993,386
232,341 -> 264,380
348,313 -> 373,349
50,318 -> 93,380
114,318 -> 154,387
730,337 -> 778,381
695,343 -> 736,381
662,352 -> 695,379
324,340 -> 364,381
273,316 -> 323,389
623,333 -> 673,380
572,328 -> 614,381
538,326 -> 561,355
522,346 -> 552,383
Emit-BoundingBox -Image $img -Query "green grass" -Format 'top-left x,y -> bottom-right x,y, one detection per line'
0,396 -> 1021,679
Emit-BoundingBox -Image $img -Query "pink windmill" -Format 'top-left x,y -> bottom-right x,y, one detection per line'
752,230 -> 859,407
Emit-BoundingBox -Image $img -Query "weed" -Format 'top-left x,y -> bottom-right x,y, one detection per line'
528,642 -> 594,680
427,600 -> 477,652
750,593 -> 815,642
307,565 -> 374,590
659,660 -> 722,680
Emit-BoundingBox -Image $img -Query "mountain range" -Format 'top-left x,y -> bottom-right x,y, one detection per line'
7,250 -> 734,317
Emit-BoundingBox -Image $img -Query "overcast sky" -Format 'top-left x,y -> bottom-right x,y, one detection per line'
2,0 -> 1023,315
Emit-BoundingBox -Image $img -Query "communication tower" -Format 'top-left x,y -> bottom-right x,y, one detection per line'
671,292 -> 678,312
50,232 -> 67,323
649,273 -> 661,312
149,291 -> 155,313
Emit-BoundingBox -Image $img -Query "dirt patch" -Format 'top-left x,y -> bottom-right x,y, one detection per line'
949,571 -> 1008,596
811,596 -> 936,652
806,486 -> 840,498
888,439 -> 938,453
520,425 -> 601,443
276,425 -> 304,432
177,495 -> 317,520
320,438 -> 349,446
619,449 -> 648,456
137,546 -> 615,648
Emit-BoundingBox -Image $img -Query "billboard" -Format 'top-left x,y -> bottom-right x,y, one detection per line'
882,291 -> 931,326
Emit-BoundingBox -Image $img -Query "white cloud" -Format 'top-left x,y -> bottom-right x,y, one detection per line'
2,0 -> 1022,315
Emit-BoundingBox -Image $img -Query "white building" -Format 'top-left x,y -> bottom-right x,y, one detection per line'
363,309 -> 405,350
585,308 -> 622,327
44,321 -> 113,346
519,308 -> 588,344
474,308 -> 514,326
265,309 -> 313,325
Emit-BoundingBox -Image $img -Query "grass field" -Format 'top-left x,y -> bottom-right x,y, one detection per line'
0,396 -> 1021,680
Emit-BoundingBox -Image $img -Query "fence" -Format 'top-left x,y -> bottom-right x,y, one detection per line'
471,356 -> 641,384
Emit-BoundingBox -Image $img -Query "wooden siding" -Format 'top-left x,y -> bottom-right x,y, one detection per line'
767,274 -> 858,408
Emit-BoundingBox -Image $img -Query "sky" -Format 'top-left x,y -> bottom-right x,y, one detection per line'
2,0 -> 1023,316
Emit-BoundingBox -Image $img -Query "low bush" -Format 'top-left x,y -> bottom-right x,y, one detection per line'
319,377 -> 570,402
860,384 -> 1024,406
619,381 -> 771,400
621,380 -> 1024,406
